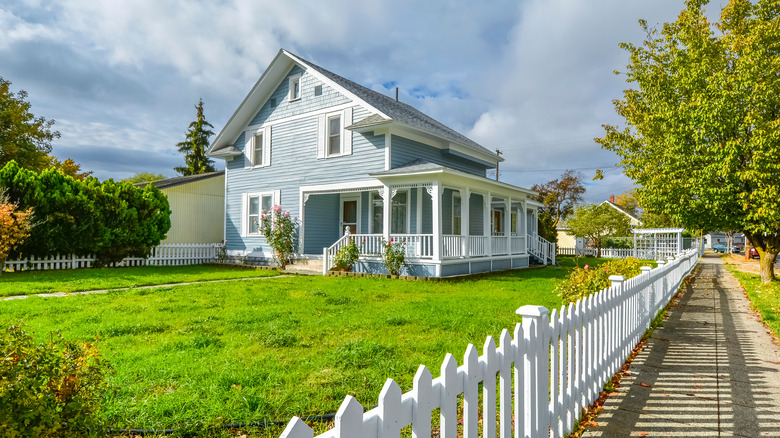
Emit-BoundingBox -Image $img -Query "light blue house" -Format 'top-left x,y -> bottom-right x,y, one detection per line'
207,49 -> 553,277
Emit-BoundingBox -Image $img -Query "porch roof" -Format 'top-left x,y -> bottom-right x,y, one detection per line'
370,161 -> 539,200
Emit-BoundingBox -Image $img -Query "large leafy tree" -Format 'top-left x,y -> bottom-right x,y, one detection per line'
0,77 -> 60,172
121,172 -> 166,185
597,0 -> 780,282
175,99 -> 216,176
568,204 -> 632,257
532,169 -> 586,243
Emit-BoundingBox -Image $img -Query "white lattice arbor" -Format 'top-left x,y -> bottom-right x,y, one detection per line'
632,228 -> 685,259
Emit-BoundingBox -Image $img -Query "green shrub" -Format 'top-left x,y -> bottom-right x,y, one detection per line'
334,239 -> 359,271
0,324 -> 113,437
555,257 -> 648,303
382,239 -> 406,276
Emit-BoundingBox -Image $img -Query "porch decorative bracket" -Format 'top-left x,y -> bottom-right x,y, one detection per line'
391,188 -> 398,199
303,193 -> 310,204
378,188 -> 386,200
425,186 -> 434,197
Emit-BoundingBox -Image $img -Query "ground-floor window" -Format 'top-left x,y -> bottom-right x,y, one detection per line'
391,190 -> 408,234
452,192 -> 462,235
244,191 -> 274,236
371,192 -> 383,234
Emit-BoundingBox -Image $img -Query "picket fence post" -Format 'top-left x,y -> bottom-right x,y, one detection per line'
517,305 -> 550,437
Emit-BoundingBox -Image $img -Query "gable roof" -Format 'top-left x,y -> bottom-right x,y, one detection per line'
600,200 -> 643,226
208,49 -> 500,165
134,170 -> 224,190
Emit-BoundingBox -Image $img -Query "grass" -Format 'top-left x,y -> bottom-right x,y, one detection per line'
0,264 -> 279,297
723,264 -> 780,339
0,256 -> 617,437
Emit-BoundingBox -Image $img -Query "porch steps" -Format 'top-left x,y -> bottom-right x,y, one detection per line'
283,258 -> 324,275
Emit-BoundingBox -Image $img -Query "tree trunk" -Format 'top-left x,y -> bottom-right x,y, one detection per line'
759,250 -> 777,283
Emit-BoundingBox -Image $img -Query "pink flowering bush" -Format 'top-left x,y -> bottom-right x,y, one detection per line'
259,205 -> 298,269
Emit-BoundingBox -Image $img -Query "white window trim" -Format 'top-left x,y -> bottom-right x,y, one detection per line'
317,107 -> 353,159
326,113 -> 342,157
245,126 -> 271,169
241,190 -> 280,237
288,73 -> 302,102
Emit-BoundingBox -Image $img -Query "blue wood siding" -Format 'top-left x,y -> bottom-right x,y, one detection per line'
248,65 -> 351,127
390,135 -> 489,176
469,193 -> 483,235
224,103 -> 385,254
303,194 -> 339,254
421,190 -> 432,234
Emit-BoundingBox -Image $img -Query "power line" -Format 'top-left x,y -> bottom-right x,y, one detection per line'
500,165 -> 623,173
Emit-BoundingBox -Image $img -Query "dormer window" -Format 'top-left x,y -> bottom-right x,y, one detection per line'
288,74 -> 302,101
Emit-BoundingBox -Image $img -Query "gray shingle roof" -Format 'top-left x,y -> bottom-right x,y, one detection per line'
134,170 -> 224,190
292,53 -> 499,160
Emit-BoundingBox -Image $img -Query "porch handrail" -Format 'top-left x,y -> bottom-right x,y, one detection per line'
527,233 -> 556,265
322,233 -> 383,274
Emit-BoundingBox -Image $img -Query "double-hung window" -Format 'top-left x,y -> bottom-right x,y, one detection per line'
246,126 -> 270,168
318,108 -> 353,158
244,192 -> 275,236
328,115 -> 341,156
253,132 -> 264,166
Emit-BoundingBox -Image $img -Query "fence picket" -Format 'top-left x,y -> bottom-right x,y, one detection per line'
498,329 -> 512,438
411,366 -> 432,438
439,354 -> 458,438
462,345 -> 480,438
482,337 -> 497,438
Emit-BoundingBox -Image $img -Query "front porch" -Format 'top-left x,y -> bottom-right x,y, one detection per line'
299,165 -> 554,277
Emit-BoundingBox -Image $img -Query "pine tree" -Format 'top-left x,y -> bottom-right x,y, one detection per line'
174,99 -> 216,176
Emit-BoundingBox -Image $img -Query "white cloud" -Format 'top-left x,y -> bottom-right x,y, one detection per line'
0,8 -> 63,49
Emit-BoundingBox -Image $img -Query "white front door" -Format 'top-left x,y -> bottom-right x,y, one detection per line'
340,195 -> 360,236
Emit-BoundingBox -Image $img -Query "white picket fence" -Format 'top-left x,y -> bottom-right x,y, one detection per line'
3,243 -> 219,272
557,247 -> 662,260
281,248 -> 699,438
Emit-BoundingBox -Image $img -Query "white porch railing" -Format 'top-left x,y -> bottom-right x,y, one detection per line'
468,236 -> 488,256
323,232 -> 536,273
491,236 -> 508,255
281,249 -> 700,438
528,234 -> 556,265
390,234 -> 434,258
2,243 -> 219,272
442,235 -> 464,258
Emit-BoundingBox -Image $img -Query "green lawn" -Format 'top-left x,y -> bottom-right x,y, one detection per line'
0,257 -> 614,436
723,264 -> 780,339
0,264 -> 278,297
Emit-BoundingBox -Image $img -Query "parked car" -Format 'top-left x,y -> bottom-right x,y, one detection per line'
712,244 -> 727,253
731,246 -> 741,254
750,248 -> 759,259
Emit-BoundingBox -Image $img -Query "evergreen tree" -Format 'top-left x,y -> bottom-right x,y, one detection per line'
174,99 -> 216,176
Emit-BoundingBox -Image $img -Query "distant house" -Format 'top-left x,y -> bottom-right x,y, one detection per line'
205,49 -> 553,277
556,196 -> 642,247
136,171 -> 225,244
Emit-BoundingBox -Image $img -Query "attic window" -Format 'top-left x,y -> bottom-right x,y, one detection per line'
314,85 -> 322,96
288,74 -> 302,101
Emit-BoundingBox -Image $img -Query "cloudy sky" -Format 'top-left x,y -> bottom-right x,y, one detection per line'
0,0 -> 718,203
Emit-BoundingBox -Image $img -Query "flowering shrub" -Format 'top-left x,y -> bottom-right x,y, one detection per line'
259,205 -> 298,269
382,239 -> 406,276
0,191 -> 33,276
215,240 -> 228,263
334,239 -> 360,271
555,257 -> 648,303
0,324 -> 113,437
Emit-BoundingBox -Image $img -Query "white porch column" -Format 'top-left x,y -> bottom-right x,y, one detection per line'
431,180 -> 442,262
461,188 -> 470,257
522,200 -> 528,254
505,197 -> 512,254
382,184 -> 391,242
484,193 -> 492,256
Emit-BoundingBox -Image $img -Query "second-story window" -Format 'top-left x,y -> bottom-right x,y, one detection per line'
328,115 -> 341,156
253,132 -> 264,166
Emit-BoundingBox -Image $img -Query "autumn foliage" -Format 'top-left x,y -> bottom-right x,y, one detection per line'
0,191 -> 32,274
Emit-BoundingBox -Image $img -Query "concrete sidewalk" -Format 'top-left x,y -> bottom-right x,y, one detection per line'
583,254 -> 780,437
